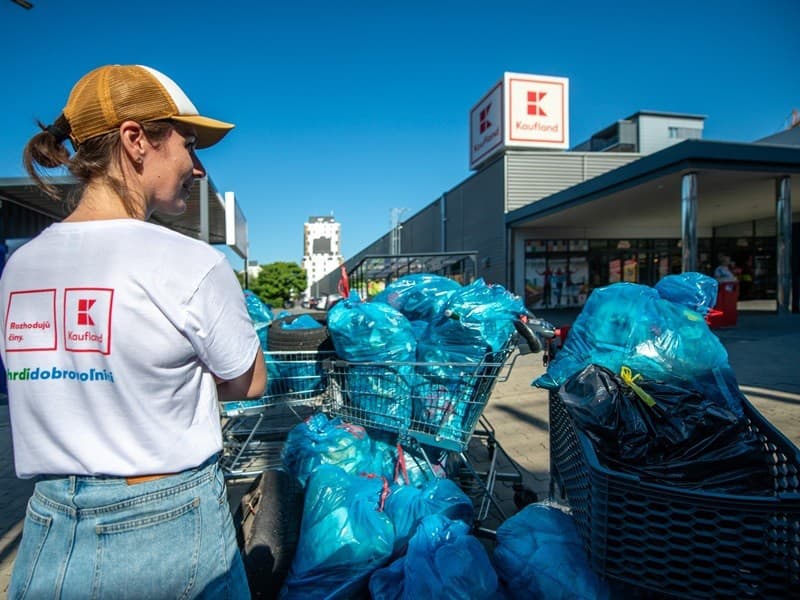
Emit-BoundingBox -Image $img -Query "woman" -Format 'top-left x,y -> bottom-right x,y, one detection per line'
1,64 -> 266,598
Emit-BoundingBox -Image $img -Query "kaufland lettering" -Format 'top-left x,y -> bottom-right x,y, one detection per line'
6,366 -> 115,383
67,330 -> 104,343
473,128 -> 500,152
515,121 -> 559,132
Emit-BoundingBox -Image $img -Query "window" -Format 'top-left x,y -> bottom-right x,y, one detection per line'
668,126 -> 702,139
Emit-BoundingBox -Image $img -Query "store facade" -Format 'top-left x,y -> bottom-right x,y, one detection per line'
320,73 -> 800,313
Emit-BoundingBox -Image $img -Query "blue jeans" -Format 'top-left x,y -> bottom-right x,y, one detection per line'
9,456 -> 249,599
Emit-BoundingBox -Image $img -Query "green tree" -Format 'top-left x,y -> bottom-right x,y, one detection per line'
250,262 -> 307,306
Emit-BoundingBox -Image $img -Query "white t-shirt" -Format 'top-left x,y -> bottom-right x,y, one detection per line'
0,219 -> 260,478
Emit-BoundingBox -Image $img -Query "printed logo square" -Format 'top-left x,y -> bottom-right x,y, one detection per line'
63,288 -> 114,354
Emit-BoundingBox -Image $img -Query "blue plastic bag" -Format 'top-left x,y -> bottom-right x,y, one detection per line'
281,465 -> 395,599
426,279 -> 524,352
383,478 -> 474,555
280,314 -> 323,329
369,514 -> 498,599
244,290 -> 274,350
373,274 -> 462,322
654,272 -> 718,315
282,414 -> 374,486
328,293 -> 416,429
413,341 -> 487,440
534,282 -> 730,396
368,433 -> 450,488
493,504 -> 610,600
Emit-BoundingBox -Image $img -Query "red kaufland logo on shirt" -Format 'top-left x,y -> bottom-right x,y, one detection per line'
77,298 -> 96,326
64,289 -> 113,354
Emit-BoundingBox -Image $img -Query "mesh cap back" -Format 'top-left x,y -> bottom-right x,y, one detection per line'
63,65 -> 233,149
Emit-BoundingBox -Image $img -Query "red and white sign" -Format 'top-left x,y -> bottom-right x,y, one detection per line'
469,72 -> 569,169
506,73 -> 568,148
63,288 -> 114,355
469,81 -> 503,169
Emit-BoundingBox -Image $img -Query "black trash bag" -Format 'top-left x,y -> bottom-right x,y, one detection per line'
558,364 -> 770,493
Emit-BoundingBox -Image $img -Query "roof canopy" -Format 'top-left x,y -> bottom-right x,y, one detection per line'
0,175 -> 241,253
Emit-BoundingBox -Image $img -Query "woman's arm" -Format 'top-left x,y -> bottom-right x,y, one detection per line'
216,347 -> 267,402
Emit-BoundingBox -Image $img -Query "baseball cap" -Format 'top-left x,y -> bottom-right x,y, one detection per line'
63,64 -> 234,149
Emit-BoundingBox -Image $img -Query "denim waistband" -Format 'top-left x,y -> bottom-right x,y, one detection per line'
36,453 -> 219,485
32,455 -> 221,517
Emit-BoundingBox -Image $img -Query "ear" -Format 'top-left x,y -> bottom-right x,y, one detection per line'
118,120 -> 147,165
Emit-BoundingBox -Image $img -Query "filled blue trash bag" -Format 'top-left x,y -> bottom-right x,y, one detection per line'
427,278 -> 524,352
413,341 -> 488,440
281,465 -> 395,599
369,432 -> 449,487
493,503 -> 610,600
534,282 -> 731,400
280,314 -> 323,329
654,272 -> 718,315
372,274 -> 462,322
244,289 -> 274,350
384,477 -> 474,555
369,514 -> 499,600
328,293 -> 416,429
281,414 -> 374,487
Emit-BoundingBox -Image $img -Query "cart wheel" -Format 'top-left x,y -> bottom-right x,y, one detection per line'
268,313 -> 332,352
236,469 -> 304,599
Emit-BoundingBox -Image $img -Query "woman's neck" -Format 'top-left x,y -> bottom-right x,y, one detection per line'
64,181 -> 145,222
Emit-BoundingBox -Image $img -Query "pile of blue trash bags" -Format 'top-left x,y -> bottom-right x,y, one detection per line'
278,413 -> 609,599
536,273 -> 768,493
327,275 -> 527,437
244,290 -> 321,398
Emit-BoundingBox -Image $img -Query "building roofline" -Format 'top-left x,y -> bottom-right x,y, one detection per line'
624,109 -> 708,121
506,139 -> 800,226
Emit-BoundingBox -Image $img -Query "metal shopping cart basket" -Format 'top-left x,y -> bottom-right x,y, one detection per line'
322,333 -> 530,533
220,350 -> 335,479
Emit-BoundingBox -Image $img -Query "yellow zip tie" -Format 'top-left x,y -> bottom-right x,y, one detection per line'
620,366 -> 657,408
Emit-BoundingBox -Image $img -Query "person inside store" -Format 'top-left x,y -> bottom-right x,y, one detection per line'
714,255 -> 738,282
0,64 -> 266,598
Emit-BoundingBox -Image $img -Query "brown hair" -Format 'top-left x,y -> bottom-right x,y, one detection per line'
22,116 -> 174,217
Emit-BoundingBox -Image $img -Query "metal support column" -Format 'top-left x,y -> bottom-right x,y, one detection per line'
776,176 -> 792,313
681,172 -> 698,273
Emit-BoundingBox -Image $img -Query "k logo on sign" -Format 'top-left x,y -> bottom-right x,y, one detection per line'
64,288 -> 114,354
479,103 -> 492,133
527,91 -> 547,116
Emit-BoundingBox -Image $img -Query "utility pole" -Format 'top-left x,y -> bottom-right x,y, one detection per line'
390,208 -> 407,255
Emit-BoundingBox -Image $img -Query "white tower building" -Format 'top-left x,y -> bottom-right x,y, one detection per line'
302,216 -> 343,299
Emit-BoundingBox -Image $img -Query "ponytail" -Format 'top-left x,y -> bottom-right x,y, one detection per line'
22,114 -> 72,201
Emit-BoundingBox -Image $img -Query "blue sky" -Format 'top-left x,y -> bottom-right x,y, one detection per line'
1,0 -> 798,267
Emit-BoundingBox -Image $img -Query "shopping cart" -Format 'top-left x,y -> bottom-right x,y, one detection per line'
220,350 -> 335,479
322,323 -> 546,534
221,315 -> 553,533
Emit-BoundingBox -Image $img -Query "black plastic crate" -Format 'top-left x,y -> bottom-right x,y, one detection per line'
549,390 -> 800,599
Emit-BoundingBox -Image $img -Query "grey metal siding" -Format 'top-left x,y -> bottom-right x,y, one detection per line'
445,159 -> 506,283
505,151 -> 640,212
400,200 -> 442,253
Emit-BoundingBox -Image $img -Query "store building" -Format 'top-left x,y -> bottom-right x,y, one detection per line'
319,72 -> 800,313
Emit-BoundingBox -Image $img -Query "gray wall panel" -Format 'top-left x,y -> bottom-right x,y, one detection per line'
506,151 -> 640,212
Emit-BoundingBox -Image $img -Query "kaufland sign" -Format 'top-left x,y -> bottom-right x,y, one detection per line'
469,72 -> 569,169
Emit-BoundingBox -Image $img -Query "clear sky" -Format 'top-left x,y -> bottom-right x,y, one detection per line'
1,0 -> 798,267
